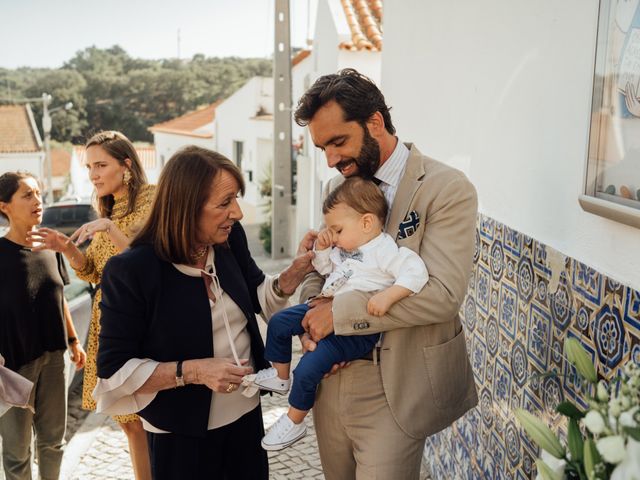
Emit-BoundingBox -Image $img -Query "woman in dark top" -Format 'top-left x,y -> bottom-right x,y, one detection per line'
92,147 -> 316,479
0,171 -> 86,480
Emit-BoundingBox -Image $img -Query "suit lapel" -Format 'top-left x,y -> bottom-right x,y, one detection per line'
386,144 -> 425,240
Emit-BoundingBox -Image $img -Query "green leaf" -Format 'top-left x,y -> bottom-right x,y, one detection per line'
515,409 -> 566,459
583,438 -> 601,480
556,401 -> 586,420
565,338 -> 598,384
536,458 -> 563,480
623,426 -> 640,441
567,418 -> 584,463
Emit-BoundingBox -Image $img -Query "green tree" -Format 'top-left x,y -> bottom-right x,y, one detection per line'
23,69 -> 88,140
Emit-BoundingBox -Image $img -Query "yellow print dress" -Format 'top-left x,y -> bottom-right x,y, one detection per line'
76,184 -> 155,423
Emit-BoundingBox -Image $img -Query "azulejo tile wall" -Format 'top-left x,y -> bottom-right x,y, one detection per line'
423,214 -> 640,479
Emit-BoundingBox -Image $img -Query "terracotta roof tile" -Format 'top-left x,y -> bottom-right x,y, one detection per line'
148,102 -> 220,138
292,49 -> 311,67
0,105 -> 42,153
338,0 -> 383,52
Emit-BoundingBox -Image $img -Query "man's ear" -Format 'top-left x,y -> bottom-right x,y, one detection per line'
366,111 -> 385,137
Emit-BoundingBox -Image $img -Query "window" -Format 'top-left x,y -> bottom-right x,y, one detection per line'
233,141 -> 244,170
580,0 -> 640,228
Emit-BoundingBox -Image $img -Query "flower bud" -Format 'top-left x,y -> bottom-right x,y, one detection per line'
515,409 -> 566,459
564,338 -> 597,384
582,410 -> 606,435
596,381 -> 609,402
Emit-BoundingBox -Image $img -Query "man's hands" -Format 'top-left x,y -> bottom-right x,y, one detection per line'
301,297 -> 334,342
300,321 -> 348,378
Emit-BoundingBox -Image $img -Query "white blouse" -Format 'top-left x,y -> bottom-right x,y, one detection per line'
92,247 -> 290,432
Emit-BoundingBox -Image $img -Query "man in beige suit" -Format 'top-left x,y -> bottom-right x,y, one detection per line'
294,69 -> 478,479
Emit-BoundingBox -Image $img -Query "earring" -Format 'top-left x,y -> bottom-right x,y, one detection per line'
123,169 -> 132,186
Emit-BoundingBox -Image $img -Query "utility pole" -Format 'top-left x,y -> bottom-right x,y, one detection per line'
177,28 -> 181,60
272,0 -> 293,258
41,93 -> 53,205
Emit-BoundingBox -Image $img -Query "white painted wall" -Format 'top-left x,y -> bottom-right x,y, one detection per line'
153,129 -> 215,171
215,77 -> 274,225
0,153 -> 44,179
382,0 -> 640,290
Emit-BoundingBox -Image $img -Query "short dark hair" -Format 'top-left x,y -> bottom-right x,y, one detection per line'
0,171 -> 37,220
323,177 -> 388,223
294,68 -> 395,135
132,146 -> 245,264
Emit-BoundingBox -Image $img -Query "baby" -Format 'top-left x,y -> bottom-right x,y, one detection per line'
255,177 -> 428,451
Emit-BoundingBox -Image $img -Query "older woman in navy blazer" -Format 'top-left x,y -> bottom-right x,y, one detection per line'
93,146 -> 315,480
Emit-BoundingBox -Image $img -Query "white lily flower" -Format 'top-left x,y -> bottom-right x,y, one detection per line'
535,451 -> 565,480
619,406 -> 639,428
583,410 -> 606,434
611,439 -> 640,480
596,435 -> 626,464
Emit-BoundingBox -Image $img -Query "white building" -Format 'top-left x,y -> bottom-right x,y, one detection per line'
378,1 -> 640,478
293,0 -> 383,235
68,145 -> 158,199
215,77 -> 274,225
0,104 -> 44,180
149,103 -> 218,173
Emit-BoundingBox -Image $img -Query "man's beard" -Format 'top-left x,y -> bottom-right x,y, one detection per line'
335,126 -> 381,180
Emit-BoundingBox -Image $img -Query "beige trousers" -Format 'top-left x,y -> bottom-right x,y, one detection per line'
0,350 -> 67,480
312,359 -> 426,480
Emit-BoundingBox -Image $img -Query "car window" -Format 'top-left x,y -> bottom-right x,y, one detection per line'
61,208 -> 75,222
42,208 -> 61,224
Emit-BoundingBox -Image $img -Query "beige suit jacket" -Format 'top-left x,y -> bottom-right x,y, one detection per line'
300,144 -> 478,439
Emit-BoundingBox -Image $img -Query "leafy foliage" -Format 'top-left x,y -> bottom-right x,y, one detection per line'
0,45 -> 272,142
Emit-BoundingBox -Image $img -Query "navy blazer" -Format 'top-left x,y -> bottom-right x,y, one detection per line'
97,223 -> 268,437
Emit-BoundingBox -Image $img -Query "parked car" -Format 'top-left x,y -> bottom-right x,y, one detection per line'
64,258 -> 93,387
41,200 -> 97,237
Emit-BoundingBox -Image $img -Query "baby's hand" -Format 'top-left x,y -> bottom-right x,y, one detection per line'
367,292 -> 393,316
315,228 -> 335,251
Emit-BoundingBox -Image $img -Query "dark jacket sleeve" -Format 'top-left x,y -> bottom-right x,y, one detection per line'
97,251 -> 150,379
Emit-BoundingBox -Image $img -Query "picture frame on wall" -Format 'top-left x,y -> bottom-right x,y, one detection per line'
580,0 -> 640,228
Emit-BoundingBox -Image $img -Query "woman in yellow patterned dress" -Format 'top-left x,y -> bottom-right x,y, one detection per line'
32,131 -> 154,480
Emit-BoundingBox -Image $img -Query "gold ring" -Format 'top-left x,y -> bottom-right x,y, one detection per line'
225,383 -> 234,393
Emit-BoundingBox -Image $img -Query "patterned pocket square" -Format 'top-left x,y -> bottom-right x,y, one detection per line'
398,211 -> 420,239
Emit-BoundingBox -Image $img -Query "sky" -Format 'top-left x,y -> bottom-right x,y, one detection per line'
0,0 -> 318,69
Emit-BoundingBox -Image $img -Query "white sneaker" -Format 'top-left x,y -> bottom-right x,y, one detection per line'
253,367 -> 290,395
261,414 -> 307,451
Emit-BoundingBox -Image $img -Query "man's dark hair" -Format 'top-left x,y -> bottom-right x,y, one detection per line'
294,68 -> 395,135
